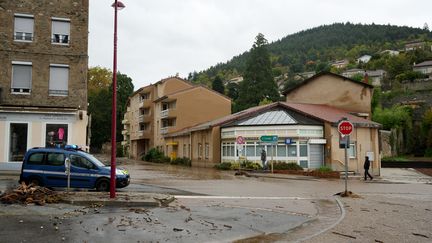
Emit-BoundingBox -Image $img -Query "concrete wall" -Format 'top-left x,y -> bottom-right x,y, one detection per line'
286,75 -> 372,115
169,87 -> 231,133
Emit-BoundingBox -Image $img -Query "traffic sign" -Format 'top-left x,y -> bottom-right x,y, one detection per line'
236,136 -> 245,144
260,135 -> 278,143
338,120 -> 353,136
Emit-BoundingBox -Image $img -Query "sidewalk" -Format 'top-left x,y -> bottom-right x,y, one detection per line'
245,168 -> 432,184
60,191 -> 169,207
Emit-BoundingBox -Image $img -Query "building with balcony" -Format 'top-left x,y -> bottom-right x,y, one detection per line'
123,76 -> 231,159
0,0 -> 89,170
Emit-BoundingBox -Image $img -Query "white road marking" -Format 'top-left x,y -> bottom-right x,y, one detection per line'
174,195 -> 312,200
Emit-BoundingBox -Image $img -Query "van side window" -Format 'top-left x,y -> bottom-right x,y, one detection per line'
70,155 -> 96,170
47,153 -> 65,166
28,153 -> 45,165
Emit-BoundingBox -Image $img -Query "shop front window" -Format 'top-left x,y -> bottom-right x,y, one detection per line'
9,123 -> 28,161
246,142 -> 255,157
46,124 -> 68,148
288,144 -> 297,156
277,144 -> 287,157
300,141 -> 308,157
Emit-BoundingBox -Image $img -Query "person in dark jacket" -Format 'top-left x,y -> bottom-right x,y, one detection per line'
261,149 -> 267,170
364,156 -> 373,181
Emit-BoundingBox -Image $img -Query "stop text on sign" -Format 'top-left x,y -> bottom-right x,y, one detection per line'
338,120 -> 353,136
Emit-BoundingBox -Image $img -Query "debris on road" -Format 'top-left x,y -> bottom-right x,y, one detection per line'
153,196 -> 175,207
0,182 -> 62,205
412,232 -> 429,238
332,231 -> 357,239
334,191 -> 361,198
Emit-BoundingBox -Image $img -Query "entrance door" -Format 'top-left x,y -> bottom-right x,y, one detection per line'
9,123 -> 28,162
309,145 -> 324,169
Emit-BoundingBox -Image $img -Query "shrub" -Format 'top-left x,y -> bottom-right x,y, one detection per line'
316,166 -> 333,173
171,157 -> 192,166
381,156 -> 408,162
241,160 -> 262,170
116,143 -> 124,157
230,162 -> 240,170
424,148 -> 432,157
215,162 -> 232,170
143,148 -> 166,162
272,162 -> 303,170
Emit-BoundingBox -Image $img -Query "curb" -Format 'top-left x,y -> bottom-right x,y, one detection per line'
58,192 -> 169,207
61,198 -> 160,207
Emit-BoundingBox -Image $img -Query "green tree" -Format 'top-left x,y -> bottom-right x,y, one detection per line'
88,66 -> 112,96
112,72 -> 134,142
236,33 -> 279,111
88,69 -> 134,151
88,88 -> 111,151
226,82 -> 239,100
211,75 -> 225,94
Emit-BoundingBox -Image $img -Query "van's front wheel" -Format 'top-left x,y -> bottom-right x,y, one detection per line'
96,178 -> 110,192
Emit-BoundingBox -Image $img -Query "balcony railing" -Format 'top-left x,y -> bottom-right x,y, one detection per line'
160,109 -> 169,119
160,127 -> 168,135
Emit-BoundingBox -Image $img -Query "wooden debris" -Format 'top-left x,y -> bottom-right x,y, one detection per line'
0,182 -> 62,205
412,233 -> 429,238
331,231 -> 357,239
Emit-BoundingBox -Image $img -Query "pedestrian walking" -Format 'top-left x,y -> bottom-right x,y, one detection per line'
364,156 -> 373,181
261,149 -> 267,170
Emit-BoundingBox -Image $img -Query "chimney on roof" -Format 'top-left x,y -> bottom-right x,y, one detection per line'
363,71 -> 369,84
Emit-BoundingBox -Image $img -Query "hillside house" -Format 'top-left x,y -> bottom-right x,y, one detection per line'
357,55 -> 372,63
413,60 -> 432,78
331,59 -> 349,69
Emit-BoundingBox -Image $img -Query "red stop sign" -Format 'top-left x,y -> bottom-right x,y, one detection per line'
338,120 -> 353,136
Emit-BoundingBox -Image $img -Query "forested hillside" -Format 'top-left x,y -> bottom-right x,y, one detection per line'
189,22 -> 432,85
188,22 -> 432,157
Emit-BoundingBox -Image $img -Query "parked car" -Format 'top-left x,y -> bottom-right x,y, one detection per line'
19,145 -> 130,191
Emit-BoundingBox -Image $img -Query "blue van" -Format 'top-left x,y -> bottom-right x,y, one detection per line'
19,146 -> 130,191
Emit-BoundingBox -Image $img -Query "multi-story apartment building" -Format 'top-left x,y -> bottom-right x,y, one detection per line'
123,77 -> 231,159
0,0 -> 89,170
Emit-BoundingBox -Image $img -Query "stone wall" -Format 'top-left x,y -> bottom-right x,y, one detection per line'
380,130 -> 393,157
0,0 -> 88,109
401,79 -> 432,92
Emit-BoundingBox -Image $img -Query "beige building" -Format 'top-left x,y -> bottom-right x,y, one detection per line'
284,72 -> 374,118
0,0 -> 89,170
165,102 -> 381,174
165,71 -> 381,175
123,77 -> 231,159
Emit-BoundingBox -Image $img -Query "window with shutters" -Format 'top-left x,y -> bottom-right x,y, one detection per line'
11,61 -> 32,94
49,64 -> 69,96
51,18 -> 70,44
14,14 -> 34,41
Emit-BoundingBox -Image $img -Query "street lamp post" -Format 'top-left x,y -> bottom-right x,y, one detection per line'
110,0 -> 125,199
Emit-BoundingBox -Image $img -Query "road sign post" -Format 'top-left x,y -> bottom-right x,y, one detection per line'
338,118 -> 353,194
236,136 -> 245,171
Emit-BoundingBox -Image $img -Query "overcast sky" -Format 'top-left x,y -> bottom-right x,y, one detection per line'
88,0 -> 431,89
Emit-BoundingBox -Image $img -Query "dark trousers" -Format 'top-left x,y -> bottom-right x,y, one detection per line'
364,169 -> 373,180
